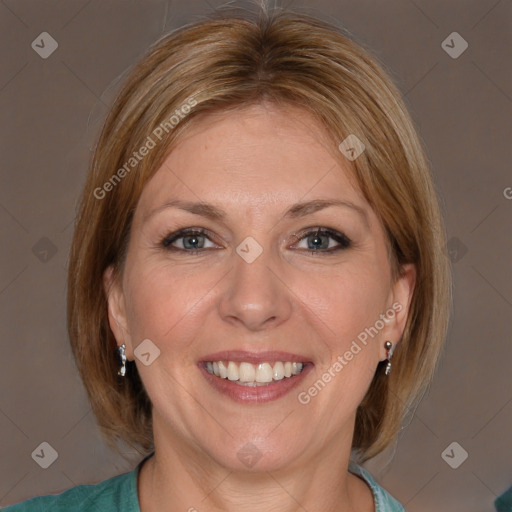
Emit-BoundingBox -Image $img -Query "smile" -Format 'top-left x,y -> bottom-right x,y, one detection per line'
205,360 -> 305,386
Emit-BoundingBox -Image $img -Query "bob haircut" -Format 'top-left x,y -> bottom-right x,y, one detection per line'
67,4 -> 452,462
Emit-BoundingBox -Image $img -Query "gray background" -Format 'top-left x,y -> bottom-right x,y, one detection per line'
1,0 -> 511,510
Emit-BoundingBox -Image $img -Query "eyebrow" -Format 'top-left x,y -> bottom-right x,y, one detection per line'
144,198 -> 369,228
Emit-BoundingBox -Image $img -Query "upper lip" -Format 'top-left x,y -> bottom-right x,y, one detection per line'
199,350 -> 312,364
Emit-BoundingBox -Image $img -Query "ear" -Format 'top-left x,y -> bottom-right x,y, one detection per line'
380,263 -> 416,360
103,265 -> 134,359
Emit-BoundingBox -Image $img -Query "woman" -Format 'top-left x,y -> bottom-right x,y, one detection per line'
4,3 -> 451,511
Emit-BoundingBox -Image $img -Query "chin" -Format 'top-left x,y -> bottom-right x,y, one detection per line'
202,431 -> 309,474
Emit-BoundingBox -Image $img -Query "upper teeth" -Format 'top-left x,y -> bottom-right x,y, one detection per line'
206,360 -> 304,384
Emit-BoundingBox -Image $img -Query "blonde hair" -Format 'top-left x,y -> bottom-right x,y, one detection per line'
67,3 -> 452,462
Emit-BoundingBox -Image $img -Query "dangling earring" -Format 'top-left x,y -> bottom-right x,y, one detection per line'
116,343 -> 127,377
384,341 -> 394,376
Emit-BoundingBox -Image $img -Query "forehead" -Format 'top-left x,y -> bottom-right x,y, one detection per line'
137,102 -> 366,218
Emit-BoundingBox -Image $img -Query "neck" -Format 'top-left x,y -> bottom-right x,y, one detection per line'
137,421 -> 374,512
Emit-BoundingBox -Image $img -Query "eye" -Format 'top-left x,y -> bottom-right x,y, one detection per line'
291,227 -> 352,254
160,226 -> 351,255
161,228 -> 219,254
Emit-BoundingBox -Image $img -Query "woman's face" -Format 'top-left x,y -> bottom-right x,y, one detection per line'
105,102 -> 415,472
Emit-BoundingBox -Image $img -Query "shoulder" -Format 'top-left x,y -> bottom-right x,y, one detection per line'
1,467 -> 139,512
349,461 -> 406,512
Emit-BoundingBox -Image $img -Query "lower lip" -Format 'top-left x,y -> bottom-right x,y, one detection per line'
198,363 -> 313,404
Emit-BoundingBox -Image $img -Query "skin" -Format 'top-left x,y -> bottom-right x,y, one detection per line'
104,102 -> 415,512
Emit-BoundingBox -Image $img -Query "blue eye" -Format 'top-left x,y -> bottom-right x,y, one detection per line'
160,227 -> 351,255
292,228 -> 351,254
161,228 -> 216,254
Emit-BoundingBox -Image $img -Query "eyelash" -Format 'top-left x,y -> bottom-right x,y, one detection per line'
160,227 -> 352,255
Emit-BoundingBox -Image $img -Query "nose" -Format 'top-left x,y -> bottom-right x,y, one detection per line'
218,243 -> 293,332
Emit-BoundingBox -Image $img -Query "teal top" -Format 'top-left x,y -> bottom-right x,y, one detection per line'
2,454 -> 405,511
495,485 -> 512,512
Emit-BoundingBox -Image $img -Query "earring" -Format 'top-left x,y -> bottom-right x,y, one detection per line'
384,341 -> 394,376
116,343 -> 127,377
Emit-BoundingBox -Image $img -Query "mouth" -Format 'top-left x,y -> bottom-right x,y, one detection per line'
198,351 -> 313,403
203,360 -> 306,386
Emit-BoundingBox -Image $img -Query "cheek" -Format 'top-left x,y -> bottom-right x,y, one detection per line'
123,260 -> 210,349
297,270 -> 385,420
301,263 -> 389,344
123,261 -> 223,358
